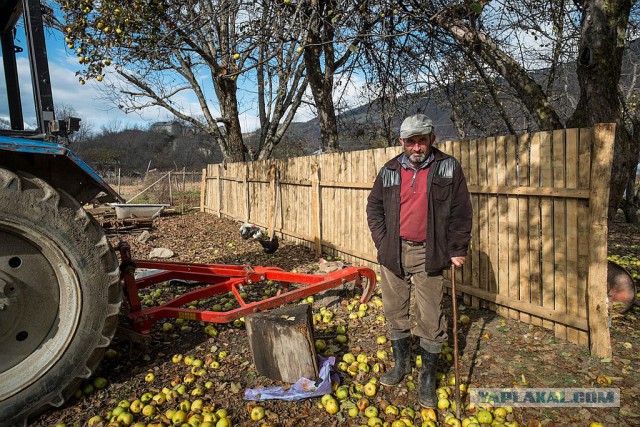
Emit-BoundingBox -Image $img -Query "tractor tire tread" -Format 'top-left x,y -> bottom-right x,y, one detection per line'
0,168 -> 121,426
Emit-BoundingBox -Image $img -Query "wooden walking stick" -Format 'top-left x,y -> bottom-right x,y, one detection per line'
451,264 -> 461,420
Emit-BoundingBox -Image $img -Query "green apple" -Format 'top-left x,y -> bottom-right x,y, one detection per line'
250,406 -> 265,421
342,353 -> 356,364
82,383 -> 95,395
129,399 -> 143,413
335,386 -> 349,400
87,416 -> 103,426
364,405 -> 378,418
93,377 -> 108,389
117,412 -> 134,426
363,382 -> 377,397
142,404 -> 156,417
172,410 -> 187,425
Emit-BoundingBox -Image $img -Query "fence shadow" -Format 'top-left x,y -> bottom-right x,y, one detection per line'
441,250 -> 497,385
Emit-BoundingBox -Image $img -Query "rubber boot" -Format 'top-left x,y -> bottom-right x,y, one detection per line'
380,337 -> 412,386
419,349 -> 439,408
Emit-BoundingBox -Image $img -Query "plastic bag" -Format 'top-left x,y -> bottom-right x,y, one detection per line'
244,356 -> 338,401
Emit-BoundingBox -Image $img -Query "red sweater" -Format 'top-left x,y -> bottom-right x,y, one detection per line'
399,165 -> 430,242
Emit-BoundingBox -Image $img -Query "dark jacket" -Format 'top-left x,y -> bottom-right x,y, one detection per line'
366,147 -> 472,275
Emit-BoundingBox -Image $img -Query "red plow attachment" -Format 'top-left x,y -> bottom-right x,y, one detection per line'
117,243 -> 376,334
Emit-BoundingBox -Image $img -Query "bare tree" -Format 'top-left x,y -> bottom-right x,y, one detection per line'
384,0 -> 640,220
56,0 -> 309,162
297,0 -> 377,152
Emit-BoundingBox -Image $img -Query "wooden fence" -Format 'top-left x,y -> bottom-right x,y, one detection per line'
201,125 -> 615,357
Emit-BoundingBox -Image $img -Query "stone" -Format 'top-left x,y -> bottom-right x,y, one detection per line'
149,248 -> 174,259
137,230 -> 152,243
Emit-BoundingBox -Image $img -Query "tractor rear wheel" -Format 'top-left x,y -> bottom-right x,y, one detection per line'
0,168 -> 121,426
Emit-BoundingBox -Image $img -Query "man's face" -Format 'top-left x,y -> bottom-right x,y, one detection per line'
399,133 -> 434,165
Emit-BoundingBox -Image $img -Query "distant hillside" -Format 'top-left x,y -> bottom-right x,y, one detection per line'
271,38 -> 640,156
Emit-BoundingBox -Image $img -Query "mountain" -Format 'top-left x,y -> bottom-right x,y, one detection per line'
272,38 -> 640,156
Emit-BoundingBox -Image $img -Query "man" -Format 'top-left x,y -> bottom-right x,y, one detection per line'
366,114 -> 472,408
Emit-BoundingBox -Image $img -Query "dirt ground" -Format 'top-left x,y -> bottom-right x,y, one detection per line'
32,212 -> 640,427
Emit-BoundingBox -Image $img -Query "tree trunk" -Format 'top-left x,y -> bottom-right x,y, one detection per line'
566,0 -> 637,220
245,304 -> 318,383
432,13 -> 564,131
621,170 -> 639,223
303,1 -> 340,152
218,77 -> 245,163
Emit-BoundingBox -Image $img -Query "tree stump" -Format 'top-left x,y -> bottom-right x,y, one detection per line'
245,304 -> 318,383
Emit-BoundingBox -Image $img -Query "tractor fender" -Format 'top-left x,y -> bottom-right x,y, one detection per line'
0,135 -> 122,204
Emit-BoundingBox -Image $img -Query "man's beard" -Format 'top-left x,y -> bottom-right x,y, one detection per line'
409,152 -> 426,163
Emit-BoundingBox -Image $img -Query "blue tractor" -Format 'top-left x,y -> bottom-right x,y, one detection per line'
1,1 -> 124,424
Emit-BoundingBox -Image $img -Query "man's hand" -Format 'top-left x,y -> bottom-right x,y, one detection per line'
451,256 -> 465,267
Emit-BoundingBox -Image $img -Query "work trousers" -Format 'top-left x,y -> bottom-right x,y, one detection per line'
379,241 -> 447,353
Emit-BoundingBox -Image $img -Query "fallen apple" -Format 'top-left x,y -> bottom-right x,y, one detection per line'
129,399 -> 143,413
172,410 -> 187,425
343,353 -> 356,364
324,397 -> 339,414
250,406 -> 265,421
364,405 -> 378,418
476,409 -> 493,424
142,404 -> 156,417
363,382 -> 377,397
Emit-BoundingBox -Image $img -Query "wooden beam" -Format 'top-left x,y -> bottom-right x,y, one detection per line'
311,164 -> 322,256
200,167 -> 207,213
217,164 -> 223,218
587,124 -> 615,358
443,281 -> 588,331
467,185 -> 590,198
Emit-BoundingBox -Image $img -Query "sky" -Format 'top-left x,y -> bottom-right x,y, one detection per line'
0,16 -> 366,135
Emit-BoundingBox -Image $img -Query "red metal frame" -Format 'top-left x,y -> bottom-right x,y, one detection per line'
117,243 -> 376,334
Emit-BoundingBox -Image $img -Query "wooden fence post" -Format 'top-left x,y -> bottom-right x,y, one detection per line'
200,167 -> 207,212
244,163 -> 250,222
311,163 -> 322,256
268,164 -> 276,238
217,164 -> 223,218
587,123 -> 615,358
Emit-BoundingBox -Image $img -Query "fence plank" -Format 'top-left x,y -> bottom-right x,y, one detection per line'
507,135 -> 520,320
485,136 -> 498,311
217,164 -> 223,218
553,129 -> 567,341
565,128 -> 580,344
478,138 -> 490,310
496,135 -> 509,318
517,134 -> 531,324
200,168 -> 207,212
311,163 -> 321,255
453,140 -> 471,305
540,131 -> 555,332
528,134 -> 543,326
577,129 -> 592,346
469,138 -> 481,308
460,140 -> 476,307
